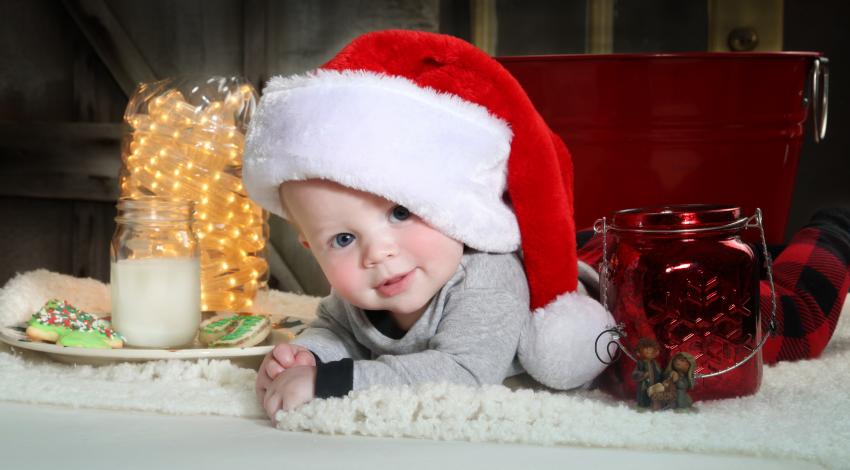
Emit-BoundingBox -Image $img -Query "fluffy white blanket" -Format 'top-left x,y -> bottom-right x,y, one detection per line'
1,270 -> 848,468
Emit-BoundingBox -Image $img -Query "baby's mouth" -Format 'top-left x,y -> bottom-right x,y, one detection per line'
376,270 -> 415,296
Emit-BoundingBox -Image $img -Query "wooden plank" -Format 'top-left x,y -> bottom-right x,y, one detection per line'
73,45 -> 101,122
104,1 -> 243,81
0,197 -> 74,285
268,216 -> 330,297
265,0 -> 439,76
439,0 -> 471,40
70,200 -> 115,280
72,39 -> 128,122
471,0 -> 498,55
708,0 -> 783,52
612,0 -> 707,52
265,241 -> 305,295
0,197 -> 115,286
0,121 -> 124,148
243,0 -> 269,92
0,121 -> 124,138
0,173 -> 118,203
493,1 -> 586,55
586,0 -> 614,53
0,1 -> 79,122
0,122 -> 123,180
0,122 -> 122,202
62,0 -> 158,97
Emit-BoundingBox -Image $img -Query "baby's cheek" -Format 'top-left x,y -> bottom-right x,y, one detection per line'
321,259 -> 361,299
404,223 -> 462,261
404,224 -> 448,256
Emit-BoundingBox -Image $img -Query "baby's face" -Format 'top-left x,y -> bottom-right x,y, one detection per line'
639,346 -> 658,360
280,180 -> 463,323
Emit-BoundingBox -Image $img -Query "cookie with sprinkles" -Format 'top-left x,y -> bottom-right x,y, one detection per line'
26,299 -> 125,348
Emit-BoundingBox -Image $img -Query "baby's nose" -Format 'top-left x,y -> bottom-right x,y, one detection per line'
363,237 -> 398,267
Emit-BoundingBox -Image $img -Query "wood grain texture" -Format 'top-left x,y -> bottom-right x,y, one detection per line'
0,122 -> 122,202
62,0 -> 158,96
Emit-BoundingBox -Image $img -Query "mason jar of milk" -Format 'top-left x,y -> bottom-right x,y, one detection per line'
110,197 -> 201,348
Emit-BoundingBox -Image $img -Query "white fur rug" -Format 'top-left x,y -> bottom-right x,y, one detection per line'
2,270 -> 849,468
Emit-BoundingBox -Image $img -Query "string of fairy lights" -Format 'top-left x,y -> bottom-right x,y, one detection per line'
119,81 -> 268,312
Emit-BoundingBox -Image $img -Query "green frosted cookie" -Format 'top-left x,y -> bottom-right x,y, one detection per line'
56,331 -> 111,349
198,314 -> 271,348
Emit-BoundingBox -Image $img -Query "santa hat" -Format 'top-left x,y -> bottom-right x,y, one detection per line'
243,30 -> 614,389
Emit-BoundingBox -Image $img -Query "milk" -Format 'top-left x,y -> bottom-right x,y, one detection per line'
111,257 -> 201,348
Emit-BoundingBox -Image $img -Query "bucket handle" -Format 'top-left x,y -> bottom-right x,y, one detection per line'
812,57 -> 829,143
593,208 -> 778,380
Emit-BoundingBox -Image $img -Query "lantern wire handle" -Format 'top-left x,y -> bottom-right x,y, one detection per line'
593,216 -> 609,308
595,323 -> 638,365
749,208 -> 778,335
592,208 -> 779,381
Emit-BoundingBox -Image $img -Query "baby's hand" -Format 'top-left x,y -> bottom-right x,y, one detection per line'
256,344 -> 316,405
262,365 -> 317,422
271,343 -> 317,370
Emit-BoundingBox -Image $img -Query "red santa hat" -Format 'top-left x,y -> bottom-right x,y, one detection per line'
243,29 -> 614,389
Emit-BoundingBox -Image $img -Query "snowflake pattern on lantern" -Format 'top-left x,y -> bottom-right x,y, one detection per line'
646,262 -> 757,378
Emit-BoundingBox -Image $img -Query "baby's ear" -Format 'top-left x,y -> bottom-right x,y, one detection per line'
297,233 -> 311,249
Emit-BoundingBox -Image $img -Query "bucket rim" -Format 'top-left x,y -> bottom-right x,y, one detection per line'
497,51 -> 824,62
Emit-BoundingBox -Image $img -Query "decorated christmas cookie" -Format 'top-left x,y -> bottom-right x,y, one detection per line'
198,314 -> 271,348
198,315 -> 239,345
56,331 -> 112,349
26,299 -> 125,349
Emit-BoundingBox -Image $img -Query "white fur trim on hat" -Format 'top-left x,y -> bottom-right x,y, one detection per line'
518,291 -> 616,390
243,69 -> 519,253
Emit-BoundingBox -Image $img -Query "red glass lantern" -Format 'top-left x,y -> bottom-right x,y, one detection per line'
597,205 -> 775,401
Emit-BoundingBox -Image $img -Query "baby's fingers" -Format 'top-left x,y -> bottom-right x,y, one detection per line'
293,349 -> 316,367
265,356 -> 285,379
263,391 -> 283,423
256,361 -> 272,403
271,344 -> 297,368
256,377 -> 267,405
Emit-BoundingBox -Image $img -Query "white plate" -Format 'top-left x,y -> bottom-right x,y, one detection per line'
0,324 -> 273,368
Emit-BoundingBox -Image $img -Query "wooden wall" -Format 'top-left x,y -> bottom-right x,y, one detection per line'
0,0 -> 440,291
2,0 -> 848,291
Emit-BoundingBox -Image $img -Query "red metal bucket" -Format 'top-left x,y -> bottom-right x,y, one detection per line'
498,52 -> 828,244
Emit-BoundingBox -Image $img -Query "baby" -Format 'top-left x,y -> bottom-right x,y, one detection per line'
245,30 -> 850,422
255,179 -> 528,418
243,30 -> 614,421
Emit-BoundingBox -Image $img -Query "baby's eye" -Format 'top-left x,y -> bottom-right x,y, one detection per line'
390,205 -> 411,222
331,233 -> 355,248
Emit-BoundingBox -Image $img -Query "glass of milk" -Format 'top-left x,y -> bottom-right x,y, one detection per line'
110,197 -> 201,348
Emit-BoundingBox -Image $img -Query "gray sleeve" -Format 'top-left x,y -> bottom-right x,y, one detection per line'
291,296 -> 369,362
352,288 -> 527,390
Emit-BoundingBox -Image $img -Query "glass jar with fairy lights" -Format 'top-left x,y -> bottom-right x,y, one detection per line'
120,76 -> 268,313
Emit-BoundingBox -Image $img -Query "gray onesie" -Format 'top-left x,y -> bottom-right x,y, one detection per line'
292,250 -> 530,397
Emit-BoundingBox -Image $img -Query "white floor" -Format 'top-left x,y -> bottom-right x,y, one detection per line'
0,401 -> 821,470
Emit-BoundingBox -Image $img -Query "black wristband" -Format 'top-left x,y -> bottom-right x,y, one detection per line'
314,357 -> 354,399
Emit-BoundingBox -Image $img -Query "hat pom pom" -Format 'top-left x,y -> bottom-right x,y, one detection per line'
518,292 -> 616,390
